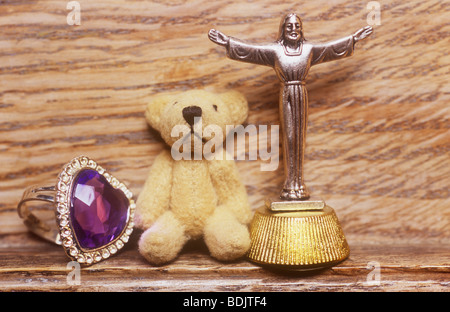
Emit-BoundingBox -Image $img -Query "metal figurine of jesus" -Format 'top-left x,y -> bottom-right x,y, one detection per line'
209,13 -> 373,201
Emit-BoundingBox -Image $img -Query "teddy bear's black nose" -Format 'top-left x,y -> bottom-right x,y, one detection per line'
182,106 -> 202,127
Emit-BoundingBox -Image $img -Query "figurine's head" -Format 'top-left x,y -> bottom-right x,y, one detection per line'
277,13 -> 305,45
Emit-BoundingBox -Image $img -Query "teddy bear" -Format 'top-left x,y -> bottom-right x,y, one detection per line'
135,89 -> 253,265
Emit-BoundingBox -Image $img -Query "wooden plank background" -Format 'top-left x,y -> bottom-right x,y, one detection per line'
0,0 -> 448,291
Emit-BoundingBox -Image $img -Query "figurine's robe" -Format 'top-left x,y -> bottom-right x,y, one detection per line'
225,36 -> 355,192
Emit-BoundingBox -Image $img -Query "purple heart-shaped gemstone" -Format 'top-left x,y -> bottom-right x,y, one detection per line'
70,169 -> 129,250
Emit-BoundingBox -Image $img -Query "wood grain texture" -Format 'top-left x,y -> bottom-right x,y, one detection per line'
0,0 -> 448,291
0,234 -> 449,292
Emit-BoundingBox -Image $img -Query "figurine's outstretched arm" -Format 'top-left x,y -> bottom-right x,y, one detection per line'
208,29 -> 229,46
311,25 -> 373,66
208,28 -> 276,67
353,25 -> 373,43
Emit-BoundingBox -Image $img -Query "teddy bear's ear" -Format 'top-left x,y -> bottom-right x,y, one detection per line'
220,90 -> 249,125
145,94 -> 175,131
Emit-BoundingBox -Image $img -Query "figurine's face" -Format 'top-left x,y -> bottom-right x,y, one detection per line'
284,15 -> 302,43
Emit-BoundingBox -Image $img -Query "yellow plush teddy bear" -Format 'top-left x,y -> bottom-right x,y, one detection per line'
135,89 -> 252,265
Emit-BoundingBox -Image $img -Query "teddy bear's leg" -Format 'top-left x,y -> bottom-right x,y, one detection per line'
207,153 -> 252,226
203,208 -> 251,261
138,211 -> 188,265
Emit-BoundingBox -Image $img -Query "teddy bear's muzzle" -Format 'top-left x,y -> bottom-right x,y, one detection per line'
182,105 -> 202,127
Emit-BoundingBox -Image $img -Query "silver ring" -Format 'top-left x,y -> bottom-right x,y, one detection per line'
18,155 -> 135,266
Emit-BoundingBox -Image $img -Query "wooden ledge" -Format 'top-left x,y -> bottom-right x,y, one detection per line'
0,234 -> 448,292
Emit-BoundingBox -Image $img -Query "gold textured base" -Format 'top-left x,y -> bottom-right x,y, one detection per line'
247,203 -> 349,270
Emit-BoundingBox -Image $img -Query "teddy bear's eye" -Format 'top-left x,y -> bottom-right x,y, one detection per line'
173,101 -> 178,106
213,104 -> 218,111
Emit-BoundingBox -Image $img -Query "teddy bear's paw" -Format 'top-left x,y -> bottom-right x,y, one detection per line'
138,212 -> 188,265
204,214 -> 251,261
133,209 -> 149,230
134,204 -> 165,231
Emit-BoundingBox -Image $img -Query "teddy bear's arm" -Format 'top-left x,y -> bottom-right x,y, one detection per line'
135,149 -> 174,230
208,156 -> 252,225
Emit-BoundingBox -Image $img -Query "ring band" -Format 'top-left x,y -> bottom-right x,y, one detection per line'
18,185 -> 61,245
18,156 -> 135,265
